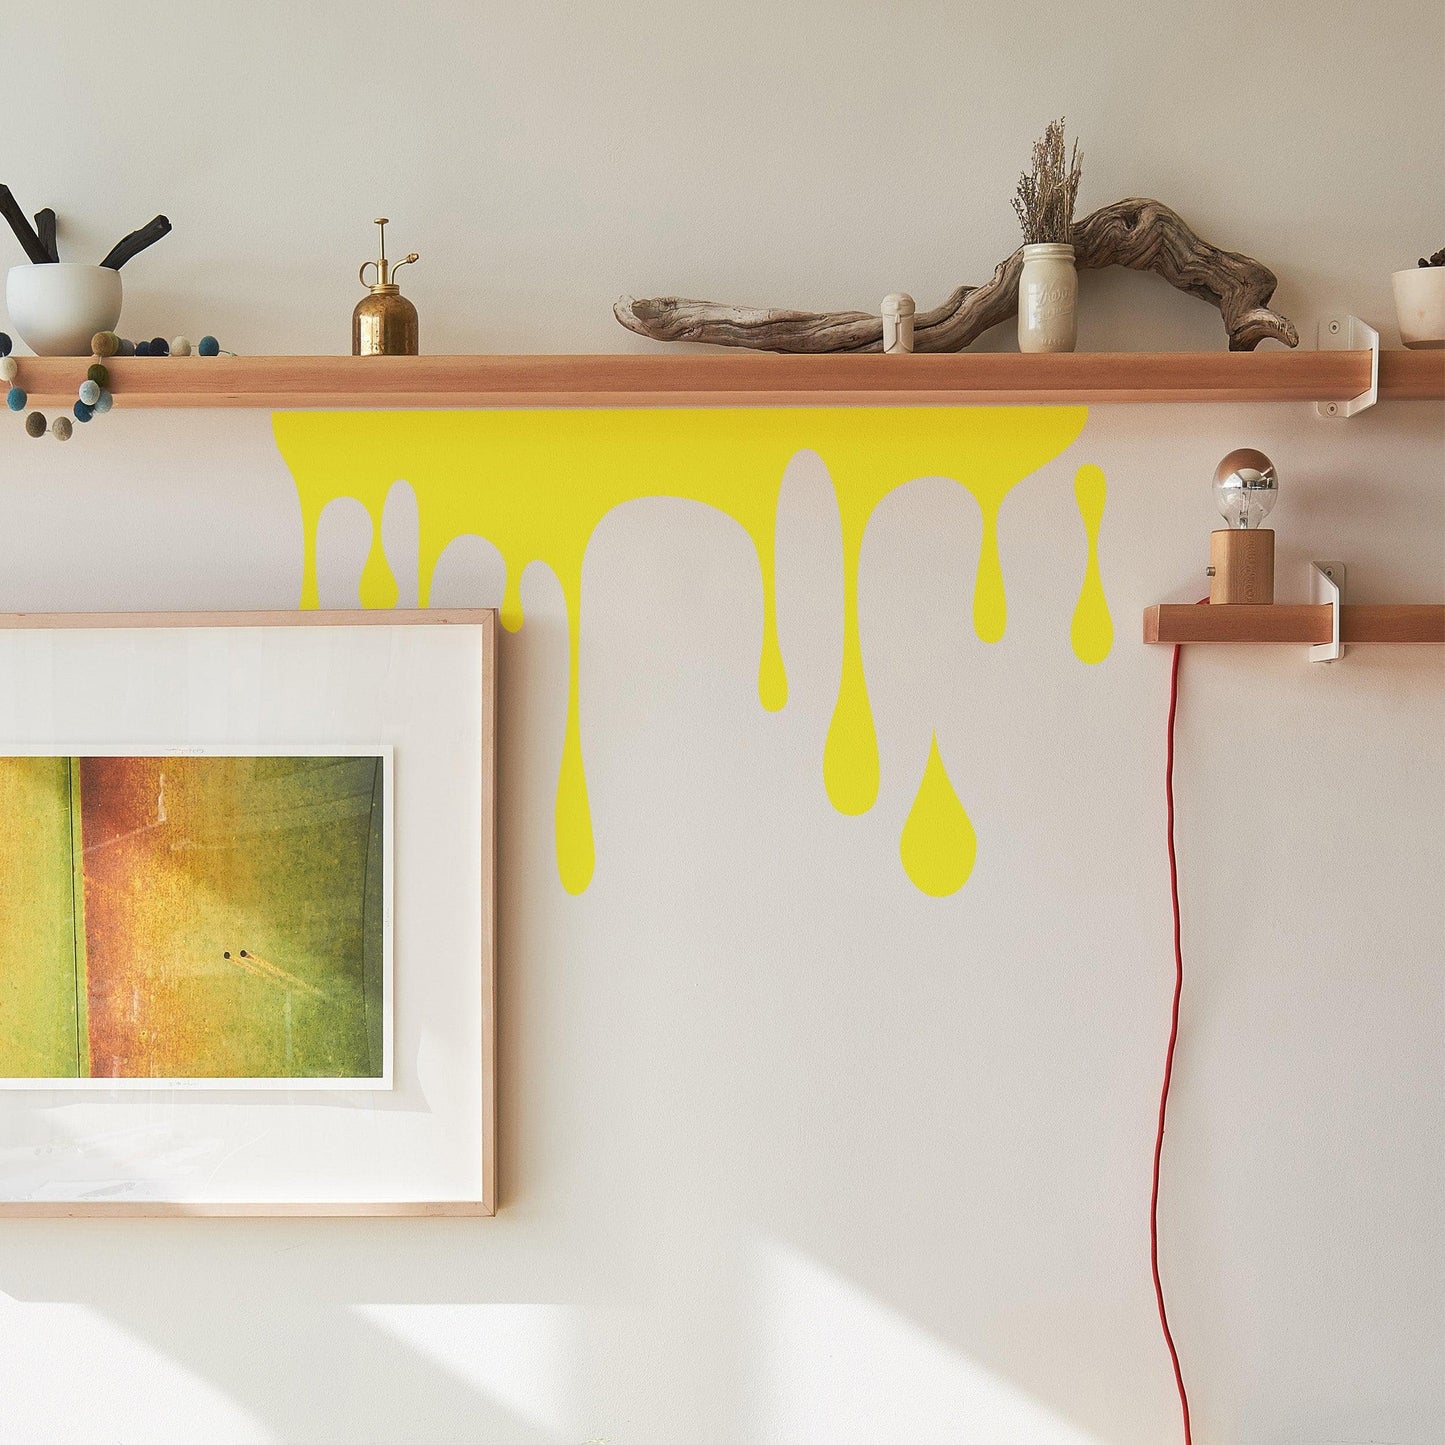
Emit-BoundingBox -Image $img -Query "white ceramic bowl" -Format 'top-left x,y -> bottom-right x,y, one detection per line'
5,263 -> 123,356
1392,266 -> 1445,350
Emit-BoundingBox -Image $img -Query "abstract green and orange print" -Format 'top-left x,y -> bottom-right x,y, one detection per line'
0,754 -> 386,1084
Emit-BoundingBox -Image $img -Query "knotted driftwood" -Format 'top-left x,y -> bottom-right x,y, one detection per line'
615,198 -> 1297,353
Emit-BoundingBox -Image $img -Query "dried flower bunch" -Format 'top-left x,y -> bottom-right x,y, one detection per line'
1012,120 -> 1083,246
1419,249 -> 1445,268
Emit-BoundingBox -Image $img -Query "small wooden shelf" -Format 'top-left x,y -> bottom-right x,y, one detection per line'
1144,604 -> 1445,646
13,348 -> 1444,410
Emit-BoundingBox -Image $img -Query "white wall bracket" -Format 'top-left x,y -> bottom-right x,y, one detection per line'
1311,560 -> 1346,662
1315,315 -> 1379,418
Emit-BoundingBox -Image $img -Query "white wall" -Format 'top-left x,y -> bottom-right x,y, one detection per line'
0,3 -> 1441,1441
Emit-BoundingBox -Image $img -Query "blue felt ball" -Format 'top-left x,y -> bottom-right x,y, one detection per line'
0,332 -> 12,357
150,337 -> 169,357
198,335 -> 219,357
73,399 -> 94,423
6,386 -> 26,411
78,379 -> 101,406
135,341 -> 152,357
94,389 -> 114,414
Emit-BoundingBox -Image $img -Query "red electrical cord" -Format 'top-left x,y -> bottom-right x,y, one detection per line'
1152,608 -> 1205,1443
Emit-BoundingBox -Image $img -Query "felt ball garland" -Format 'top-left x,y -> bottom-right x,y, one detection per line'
0,329 -> 227,440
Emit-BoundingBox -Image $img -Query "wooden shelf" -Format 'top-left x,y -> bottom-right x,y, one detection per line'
1144,604 -> 1445,646
13,348 -> 1444,410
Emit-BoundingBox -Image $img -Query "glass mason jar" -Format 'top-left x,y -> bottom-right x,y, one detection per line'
1017,243 -> 1078,353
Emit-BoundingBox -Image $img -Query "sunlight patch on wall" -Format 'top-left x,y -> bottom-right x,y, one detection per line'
273,407 -> 1108,897
0,1295 -> 266,1441
747,1239 -> 1106,1443
353,1303 -> 575,1439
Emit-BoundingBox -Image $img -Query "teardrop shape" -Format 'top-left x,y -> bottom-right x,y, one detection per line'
900,735 -> 976,897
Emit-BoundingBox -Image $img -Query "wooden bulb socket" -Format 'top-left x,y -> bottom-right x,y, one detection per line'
1208,529 -> 1275,604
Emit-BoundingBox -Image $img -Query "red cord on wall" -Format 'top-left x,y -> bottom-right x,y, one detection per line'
1152,604 -> 1207,1443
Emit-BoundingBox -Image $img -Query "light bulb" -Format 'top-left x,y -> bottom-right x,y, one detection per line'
1213,448 -> 1279,530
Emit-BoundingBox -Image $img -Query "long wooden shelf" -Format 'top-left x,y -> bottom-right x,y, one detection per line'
1144,604 -> 1445,646
12,349 -> 1444,409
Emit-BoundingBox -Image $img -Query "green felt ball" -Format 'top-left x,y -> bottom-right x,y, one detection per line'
91,331 -> 120,358
0,358 -> 16,382
24,411 -> 46,438
51,415 -> 72,440
87,363 -> 109,387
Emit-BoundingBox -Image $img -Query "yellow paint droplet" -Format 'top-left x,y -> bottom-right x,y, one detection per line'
973,502 -> 1007,643
358,507 -> 399,609
1070,464 -> 1113,664
824,642 -> 879,815
758,631 -> 788,712
824,496 -> 880,813
500,561 -> 526,633
298,506 -> 322,610
899,735 -> 976,897
555,721 -> 595,895
755,526 -> 788,711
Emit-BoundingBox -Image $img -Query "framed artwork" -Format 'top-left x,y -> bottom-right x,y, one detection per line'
0,610 -> 496,1216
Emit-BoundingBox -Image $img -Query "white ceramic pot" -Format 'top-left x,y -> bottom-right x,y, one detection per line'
1017,242 -> 1077,354
1392,266 -> 1445,349
5,263 -> 123,356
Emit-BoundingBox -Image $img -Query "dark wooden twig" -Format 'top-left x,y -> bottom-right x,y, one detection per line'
33,208 -> 57,263
0,185 -> 52,264
99,214 -> 172,270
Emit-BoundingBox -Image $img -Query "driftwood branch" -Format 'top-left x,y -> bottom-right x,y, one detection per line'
100,214 -> 172,270
33,208 -> 57,262
0,185 -> 51,264
615,198 -> 1297,353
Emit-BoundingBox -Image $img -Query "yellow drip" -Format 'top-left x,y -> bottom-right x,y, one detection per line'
555,563 -> 594,893
972,500 -> 1007,644
273,406 -> 1094,894
899,735 -> 977,896
1070,464 -> 1113,664
358,501 -> 400,609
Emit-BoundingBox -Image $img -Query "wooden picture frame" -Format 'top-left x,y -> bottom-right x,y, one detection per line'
0,610 -> 497,1217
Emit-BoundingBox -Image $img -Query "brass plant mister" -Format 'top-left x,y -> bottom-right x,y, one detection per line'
353,218 -> 419,356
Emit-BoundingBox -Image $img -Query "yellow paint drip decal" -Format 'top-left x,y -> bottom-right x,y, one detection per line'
1070,463 -> 1113,665
900,735 -> 978,897
273,406 -> 1108,896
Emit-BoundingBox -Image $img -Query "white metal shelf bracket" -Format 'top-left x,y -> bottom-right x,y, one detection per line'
1315,315 -> 1378,418
1311,561 -> 1346,662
